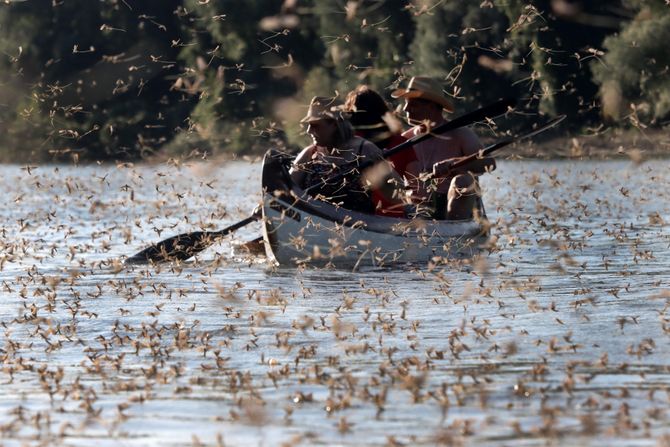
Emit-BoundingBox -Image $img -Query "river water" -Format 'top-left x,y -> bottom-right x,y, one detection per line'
0,159 -> 669,446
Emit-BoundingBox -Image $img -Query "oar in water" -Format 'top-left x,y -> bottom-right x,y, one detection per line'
126,98 -> 517,264
125,213 -> 259,264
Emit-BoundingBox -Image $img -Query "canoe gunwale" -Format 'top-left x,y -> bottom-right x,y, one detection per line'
260,149 -> 484,233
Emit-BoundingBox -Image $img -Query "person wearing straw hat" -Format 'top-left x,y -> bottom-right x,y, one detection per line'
392,76 -> 496,220
289,96 -> 404,214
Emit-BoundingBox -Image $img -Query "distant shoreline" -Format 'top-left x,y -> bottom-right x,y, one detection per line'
2,127 -> 668,166
505,127 -> 670,161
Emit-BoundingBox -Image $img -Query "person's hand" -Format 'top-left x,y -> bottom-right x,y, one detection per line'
403,203 -> 418,218
432,158 -> 457,177
403,202 -> 432,219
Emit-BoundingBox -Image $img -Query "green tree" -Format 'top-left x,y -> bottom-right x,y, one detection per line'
173,0 -> 325,157
0,0 -> 661,163
0,0 -> 186,162
309,0 -> 414,95
593,2 -> 670,124
408,1 -> 516,111
499,0 -> 631,125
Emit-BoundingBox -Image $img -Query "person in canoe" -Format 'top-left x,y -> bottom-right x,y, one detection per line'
392,76 -> 496,220
341,85 -> 415,217
289,96 -> 404,214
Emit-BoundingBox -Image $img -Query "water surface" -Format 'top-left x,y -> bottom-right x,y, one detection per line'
1,159 -> 669,446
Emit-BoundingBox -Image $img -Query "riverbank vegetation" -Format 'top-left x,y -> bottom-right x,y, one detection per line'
0,0 -> 668,163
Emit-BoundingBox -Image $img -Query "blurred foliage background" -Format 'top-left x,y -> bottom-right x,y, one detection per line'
0,0 -> 667,163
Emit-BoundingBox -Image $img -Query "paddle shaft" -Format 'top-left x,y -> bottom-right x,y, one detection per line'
445,115 -> 566,172
304,98 -> 516,194
208,214 -> 259,239
382,97 -> 516,161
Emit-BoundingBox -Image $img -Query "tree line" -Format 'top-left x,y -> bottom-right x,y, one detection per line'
0,0 -> 667,163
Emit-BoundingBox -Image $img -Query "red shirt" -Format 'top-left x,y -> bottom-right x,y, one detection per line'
356,132 -> 416,217
383,133 -> 416,178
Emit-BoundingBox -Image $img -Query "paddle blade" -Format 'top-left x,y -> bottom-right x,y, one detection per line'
125,214 -> 260,265
125,231 -> 216,264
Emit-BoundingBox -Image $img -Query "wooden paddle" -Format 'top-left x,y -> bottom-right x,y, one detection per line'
304,97 -> 517,195
125,213 -> 259,264
383,97 -> 517,160
432,114 -> 567,176
125,98 -> 516,264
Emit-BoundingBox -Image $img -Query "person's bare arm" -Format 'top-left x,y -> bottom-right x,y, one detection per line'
433,128 -> 495,177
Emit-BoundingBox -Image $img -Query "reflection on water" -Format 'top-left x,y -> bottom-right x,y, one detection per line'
0,160 -> 669,446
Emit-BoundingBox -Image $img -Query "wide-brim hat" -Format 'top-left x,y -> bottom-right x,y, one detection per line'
300,96 -> 347,123
391,76 -> 454,112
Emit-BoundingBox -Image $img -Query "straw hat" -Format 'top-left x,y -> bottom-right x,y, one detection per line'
391,76 -> 453,112
300,96 -> 347,123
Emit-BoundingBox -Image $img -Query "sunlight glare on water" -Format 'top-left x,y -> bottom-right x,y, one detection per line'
0,159 -> 669,446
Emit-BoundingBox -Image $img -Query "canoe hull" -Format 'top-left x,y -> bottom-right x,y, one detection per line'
260,150 -> 488,267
